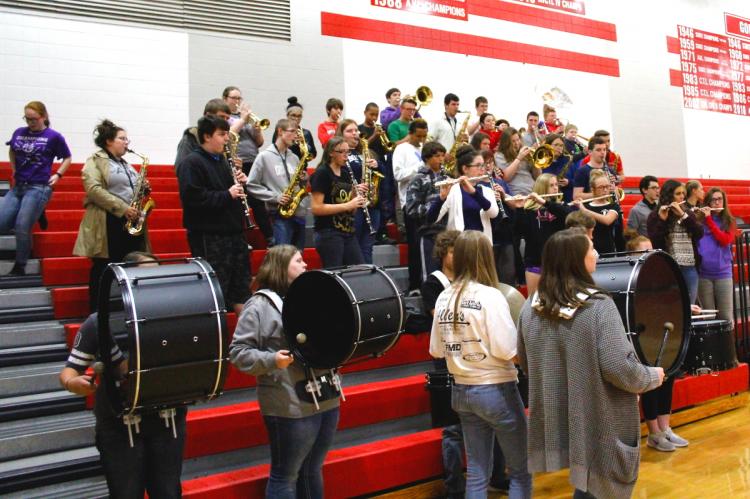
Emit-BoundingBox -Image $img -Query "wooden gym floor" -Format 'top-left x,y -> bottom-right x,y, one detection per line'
377,393 -> 750,498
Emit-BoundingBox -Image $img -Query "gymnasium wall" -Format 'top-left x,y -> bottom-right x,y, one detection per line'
1,0 -> 749,180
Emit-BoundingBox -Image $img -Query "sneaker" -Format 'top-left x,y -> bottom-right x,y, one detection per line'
664,427 -> 689,447
647,432 -> 676,452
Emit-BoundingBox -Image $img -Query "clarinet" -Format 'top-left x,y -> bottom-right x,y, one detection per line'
486,170 -> 509,221
344,159 -> 376,235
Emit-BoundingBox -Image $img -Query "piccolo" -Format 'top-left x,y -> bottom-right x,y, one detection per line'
505,192 -> 563,202
433,174 -> 489,187
567,193 -> 614,206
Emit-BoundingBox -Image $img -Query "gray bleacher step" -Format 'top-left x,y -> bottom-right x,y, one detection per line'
373,244 -> 401,267
0,320 -> 66,349
0,390 -> 84,423
0,410 -> 95,461
0,259 -> 40,275
0,235 -> 16,251
0,275 -> 43,289
0,361 -> 65,397
0,287 -> 51,310
0,342 -> 68,368
0,305 -> 55,325
3,475 -> 108,499
0,447 -> 103,497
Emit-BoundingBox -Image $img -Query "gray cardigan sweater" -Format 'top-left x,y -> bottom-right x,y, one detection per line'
229,290 -> 340,418
517,294 -> 661,499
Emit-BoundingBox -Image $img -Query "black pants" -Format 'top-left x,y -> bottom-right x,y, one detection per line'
242,161 -> 274,242
96,410 -> 186,499
314,228 -> 363,269
404,211 -> 421,291
641,376 -> 675,420
187,231 -> 251,308
89,212 -> 146,312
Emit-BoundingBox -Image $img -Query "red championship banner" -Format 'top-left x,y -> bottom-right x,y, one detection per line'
507,0 -> 586,16
370,0 -> 468,21
725,13 -> 750,40
677,24 -> 750,116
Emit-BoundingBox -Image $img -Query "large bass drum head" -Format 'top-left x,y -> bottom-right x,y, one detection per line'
283,270 -> 356,369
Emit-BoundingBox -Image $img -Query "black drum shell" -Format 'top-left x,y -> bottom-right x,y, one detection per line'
101,258 -> 229,415
283,266 -> 404,369
684,319 -> 738,374
591,250 -> 690,377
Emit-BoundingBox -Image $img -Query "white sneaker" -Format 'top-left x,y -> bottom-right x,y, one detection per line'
647,432 -> 676,452
664,427 -> 689,447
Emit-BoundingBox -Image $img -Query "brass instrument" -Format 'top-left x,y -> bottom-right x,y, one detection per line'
248,112 -> 270,130
556,153 -> 574,181
124,149 -> 154,236
279,129 -> 311,219
375,124 -> 395,152
225,131 -> 257,229
531,144 -> 555,169
444,113 -> 471,175
360,138 -> 384,207
403,85 -> 433,110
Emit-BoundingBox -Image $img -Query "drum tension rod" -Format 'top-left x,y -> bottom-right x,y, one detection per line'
130,271 -> 204,284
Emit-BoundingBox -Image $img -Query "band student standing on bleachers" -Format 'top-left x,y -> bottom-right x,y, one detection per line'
317,97 -> 343,147
59,251 -> 187,499
248,119 -> 308,250
222,86 -> 274,246
174,98 -> 232,173
626,175 -> 659,237
517,229 -> 664,498
177,116 -> 251,315
230,245 -> 340,499
429,230 -> 532,498
309,136 -> 367,268
271,96 -> 317,162
73,120 -> 149,312
2,101 -> 72,276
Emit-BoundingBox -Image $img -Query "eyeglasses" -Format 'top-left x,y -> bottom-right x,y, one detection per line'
333,149 -> 349,154
116,136 -> 130,143
284,128 -> 297,133
288,113 -> 302,118
469,162 -> 484,167
22,116 -> 42,123
227,95 -> 242,101
403,107 -> 416,112
647,185 -> 660,190
709,197 -> 723,203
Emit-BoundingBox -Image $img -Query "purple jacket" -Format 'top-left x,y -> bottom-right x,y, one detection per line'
697,215 -> 734,279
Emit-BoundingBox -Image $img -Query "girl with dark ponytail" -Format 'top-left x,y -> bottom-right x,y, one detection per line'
272,96 -> 317,161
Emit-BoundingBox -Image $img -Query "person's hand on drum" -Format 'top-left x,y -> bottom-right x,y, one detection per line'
275,349 -> 294,369
64,374 -> 98,396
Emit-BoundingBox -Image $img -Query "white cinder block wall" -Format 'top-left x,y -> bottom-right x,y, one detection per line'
1,0 -> 749,178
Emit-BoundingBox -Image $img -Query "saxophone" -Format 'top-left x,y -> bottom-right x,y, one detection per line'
279,129 -> 311,218
124,149 -> 154,236
444,113 -> 471,175
360,138 -> 384,207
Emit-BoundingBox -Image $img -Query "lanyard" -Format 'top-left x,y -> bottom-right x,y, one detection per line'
273,144 -> 291,182
445,112 -> 457,138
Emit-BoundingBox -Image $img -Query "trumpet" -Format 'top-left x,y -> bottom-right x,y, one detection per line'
568,193 -> 617,206
248,112 -> 270,130
434,174 -> 489,187
375,124 -> 395,152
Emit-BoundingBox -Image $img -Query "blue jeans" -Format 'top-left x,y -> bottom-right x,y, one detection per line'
314,228 -> 364,269
442,423 -> 507,495
680,265 -> 699,304
354,207 -> 380,264
272,214 -> 306,250
264,407 -> 340,499
0,183 -> 52,266
452,382 -> 532,499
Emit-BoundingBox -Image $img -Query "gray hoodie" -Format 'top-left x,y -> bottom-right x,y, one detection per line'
247,146 -> 309,217
229,290 -> 340,418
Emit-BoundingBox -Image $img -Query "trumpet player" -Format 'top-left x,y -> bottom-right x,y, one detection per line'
572,137 -> 612,201
540,133 -> 578,203
178,116 -> 250,315
521,111 -> 541,147
248,119 -> 308,250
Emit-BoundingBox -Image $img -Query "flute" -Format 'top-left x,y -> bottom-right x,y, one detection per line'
567,193 -> 614,206
433,174 -> 489,187
505,192 -> 563,202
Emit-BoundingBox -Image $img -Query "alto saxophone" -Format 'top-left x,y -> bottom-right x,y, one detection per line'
359,138 -> 384,207
279,129 -> 311,218
444,113 -> 471,175
124,149 -> 154,236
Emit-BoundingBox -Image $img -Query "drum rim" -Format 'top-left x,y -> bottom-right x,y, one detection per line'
191,258 -> 226,401
112,264 -> 141,416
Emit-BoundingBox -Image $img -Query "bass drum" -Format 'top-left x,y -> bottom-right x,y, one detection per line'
591,250 -> 690,377
283,265 -> 404,370
98,258 -> 229,417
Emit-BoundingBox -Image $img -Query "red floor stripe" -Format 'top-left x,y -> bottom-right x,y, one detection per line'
321,12 -> 620,77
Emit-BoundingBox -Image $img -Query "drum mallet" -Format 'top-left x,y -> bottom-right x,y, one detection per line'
654,322 -> 674,368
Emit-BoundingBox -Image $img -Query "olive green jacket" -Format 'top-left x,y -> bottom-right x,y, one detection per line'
73,150 -> 151,258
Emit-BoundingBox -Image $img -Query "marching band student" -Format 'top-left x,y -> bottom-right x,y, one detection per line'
470,131 -> 491,152
230,245 -> 341,499
565,210 -> 596,240
542,104 -> 562,134
467,96 -> 489,136
495,127 -> 535,196
685,179 -> 705,211
223,86 -> 264,174
483,150 -> 517,286
429,230 -> 532,498
515,173 -> 572,298
73,119 -> 149,312
540,133 -> 577,203
358,102 -> 388,161
521,111 -> 541,147
431,93 -> 463,154
626,175 -> 659,237
178,116 -> 250,315
517,228 -> 664,499
431,146 -> 499,242
562,124 -> 587,159
574,170 -> 620,255
394,119 -> 429,290
582,130 -> 624,184
387,97 -> 418,145
380,87 -> 402,131
572,137 -> 611,201
310,137 -> 367,268
405,141 -> 448,279
175,99 -> 232,172
477,113 -> 502,151
3,100 -> 72,276
248,119 -> 307,250
496,119 -> 510,133
271,96 -> 317,162
647,179 -> 703,304
336,119 -> 381,264
317,97 -> 343,147
60,251 -> 187,499
698,187 -> 737,329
